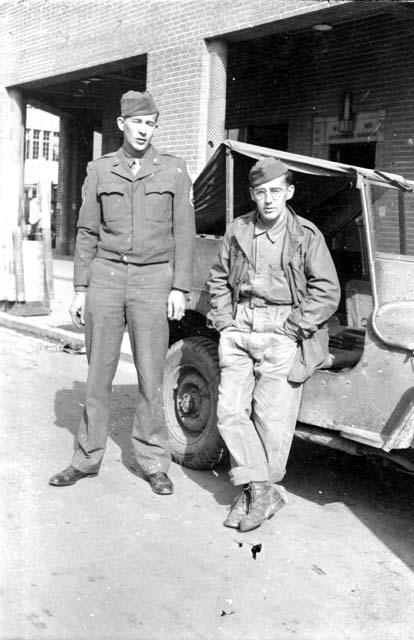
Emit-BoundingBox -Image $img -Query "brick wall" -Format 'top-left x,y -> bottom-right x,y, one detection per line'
0,0 -> 337,177
226,12 -> 414,252
227,13 -> 414,173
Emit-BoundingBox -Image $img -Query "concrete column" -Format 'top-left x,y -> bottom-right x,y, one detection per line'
6,89 -> 25,227
206,39 -> 228,159
0,88 -> 26,300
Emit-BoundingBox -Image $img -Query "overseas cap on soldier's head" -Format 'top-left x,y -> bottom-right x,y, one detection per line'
249,157 -> 289,187
120,91 -> 159,118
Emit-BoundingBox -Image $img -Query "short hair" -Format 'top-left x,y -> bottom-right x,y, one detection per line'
284,170 -> 294,186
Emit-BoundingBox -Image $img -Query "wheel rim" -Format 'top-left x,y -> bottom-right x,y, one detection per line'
165,364 -> 213,443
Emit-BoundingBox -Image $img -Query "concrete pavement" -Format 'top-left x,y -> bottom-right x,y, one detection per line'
1,327 -> 414,640
2,258 -> 414,639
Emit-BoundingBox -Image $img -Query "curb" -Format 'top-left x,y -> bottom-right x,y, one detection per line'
0,311 -> 85,350
0,311 -> 133,362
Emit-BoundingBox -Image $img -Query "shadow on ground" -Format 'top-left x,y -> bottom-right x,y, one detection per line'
54,381 -> 414,572
284,439 -> 414,572
54,382 -> 145,478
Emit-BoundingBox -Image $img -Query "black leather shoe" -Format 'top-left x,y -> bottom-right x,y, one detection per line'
147,472 -> 174,495
49,465 -> 98,487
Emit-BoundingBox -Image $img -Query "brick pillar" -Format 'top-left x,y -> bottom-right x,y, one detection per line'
55,116 -> 72,255
206,39 -> 228,159
146,41 -> 211,177
68,123 -> 80,256
72,113 -> 94,253
102,94 -> 121,154
56,115 -> 94,256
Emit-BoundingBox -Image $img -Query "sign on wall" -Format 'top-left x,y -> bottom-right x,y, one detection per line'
313,110 -> 386,146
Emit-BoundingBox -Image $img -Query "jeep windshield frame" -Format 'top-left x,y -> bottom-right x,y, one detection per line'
360,175 -> 414,353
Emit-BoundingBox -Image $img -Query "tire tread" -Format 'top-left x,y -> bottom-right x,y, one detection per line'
164,336 -> 226,470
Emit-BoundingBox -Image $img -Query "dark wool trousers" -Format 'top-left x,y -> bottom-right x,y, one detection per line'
71,257 -> 172,476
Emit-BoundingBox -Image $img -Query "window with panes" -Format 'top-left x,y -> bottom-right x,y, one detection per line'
42,131 -> 50,160
32,130 -> 40,159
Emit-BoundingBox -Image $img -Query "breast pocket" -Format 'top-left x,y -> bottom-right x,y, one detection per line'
144,175 -> 175,222
97,182 -> 126,221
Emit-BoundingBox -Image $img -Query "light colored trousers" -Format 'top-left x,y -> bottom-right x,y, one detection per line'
217,306 -> 303,486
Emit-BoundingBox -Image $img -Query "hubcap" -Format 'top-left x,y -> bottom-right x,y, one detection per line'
173,366 -> 211,439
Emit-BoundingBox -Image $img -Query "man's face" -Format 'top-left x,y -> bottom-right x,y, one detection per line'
250,174 -> 295,226
117,113 -> 158,154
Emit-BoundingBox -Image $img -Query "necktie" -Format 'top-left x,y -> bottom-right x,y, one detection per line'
131,159 -> 140,176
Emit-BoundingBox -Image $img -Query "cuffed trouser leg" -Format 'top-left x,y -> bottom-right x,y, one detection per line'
252,334 -> 303,484
217,329 -> 301,486
126,262 -> 172,476
72,258 -> 126,473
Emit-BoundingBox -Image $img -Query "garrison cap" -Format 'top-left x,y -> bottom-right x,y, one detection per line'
120,91 -> 159,117
249,157 -> 289,187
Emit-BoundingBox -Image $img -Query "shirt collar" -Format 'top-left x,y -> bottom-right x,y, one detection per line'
254,211 -> 287,242
121,145 -> 151,168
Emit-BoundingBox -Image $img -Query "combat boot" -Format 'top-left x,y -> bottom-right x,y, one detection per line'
239,482 -> 287,532
223,486 -> 249,528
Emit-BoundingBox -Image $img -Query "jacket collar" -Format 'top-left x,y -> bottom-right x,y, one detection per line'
282,205 -> 305,266
233,210 -> 256,262
110,145 -> 163,181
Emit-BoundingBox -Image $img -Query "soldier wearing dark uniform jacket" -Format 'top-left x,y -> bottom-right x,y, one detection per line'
49,91 -> 195,495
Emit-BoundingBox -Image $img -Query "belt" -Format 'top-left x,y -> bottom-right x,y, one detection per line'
96,246 -> 170,265
238,296 -> 278,308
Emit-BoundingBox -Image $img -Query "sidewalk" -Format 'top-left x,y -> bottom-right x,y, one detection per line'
0,255 -> 132,359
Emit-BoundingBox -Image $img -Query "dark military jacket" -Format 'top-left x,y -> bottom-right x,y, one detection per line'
74,145 -> 195,291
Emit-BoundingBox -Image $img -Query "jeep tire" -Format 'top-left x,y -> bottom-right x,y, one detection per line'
163,336 -> 226,469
